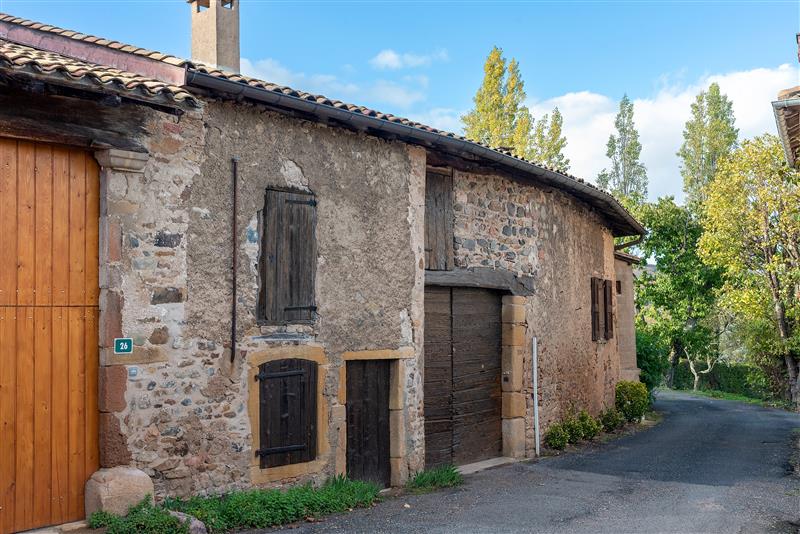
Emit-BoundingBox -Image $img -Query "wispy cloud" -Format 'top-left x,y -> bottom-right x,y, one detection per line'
528,64 -> 799,201
240,57 -> 360,97
369,49 -> 449,70
241,57 -> 427,109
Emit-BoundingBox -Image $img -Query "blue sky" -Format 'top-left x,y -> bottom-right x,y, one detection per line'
2,0 -> 798,199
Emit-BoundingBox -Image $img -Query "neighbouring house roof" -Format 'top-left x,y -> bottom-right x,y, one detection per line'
774,85 -> 800,167
0,12 -> 644,237
0,38 -> 197,107
614,251 -> 642,265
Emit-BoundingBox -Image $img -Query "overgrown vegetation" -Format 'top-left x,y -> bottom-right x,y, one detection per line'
90,477 -> 381,533
543,422 -> 570,450
89,497 -> 188,534
406,465 -> 463,493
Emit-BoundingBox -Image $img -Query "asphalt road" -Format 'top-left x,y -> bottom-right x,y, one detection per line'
274,390 -> 800,534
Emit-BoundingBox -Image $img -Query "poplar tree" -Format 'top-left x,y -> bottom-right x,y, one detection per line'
462,47 -> 570,171
678,82 -> 738,213
597,95 -> 648,205
530,107 -> 570,171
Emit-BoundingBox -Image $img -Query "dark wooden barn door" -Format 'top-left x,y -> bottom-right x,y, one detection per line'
424,287 -> 502,468
346,360 -> 390,487
0,139 -> 100,534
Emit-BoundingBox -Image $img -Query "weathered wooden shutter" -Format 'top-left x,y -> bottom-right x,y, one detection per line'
257,358 -> 317,468
424,171 -> 454,271
591,277 -> 600,341
604,279 -> 614,340
260,189 -> 317,323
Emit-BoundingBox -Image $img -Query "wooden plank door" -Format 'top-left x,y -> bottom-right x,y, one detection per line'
423,287 -> 502,468
0,138 -> 100,534
451,288 -> 502,465
423,286 -> 453,469
346,360 -> 390,487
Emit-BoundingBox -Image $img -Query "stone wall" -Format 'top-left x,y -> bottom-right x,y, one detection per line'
101,99 -> 426,498
451,170 -> 620,454
615,256 -> 640,382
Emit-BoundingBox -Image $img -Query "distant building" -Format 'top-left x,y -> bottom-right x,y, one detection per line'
773,34 -> 800,166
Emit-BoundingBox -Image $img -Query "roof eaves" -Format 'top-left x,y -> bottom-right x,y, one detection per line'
186,69 -> 645,237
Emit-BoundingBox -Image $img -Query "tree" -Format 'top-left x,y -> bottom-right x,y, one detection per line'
678,82 -> 738,213
699,134 -> 800,410
462,47 -> 570,171
597,95 -> 648,205
530,107 -> 570,171
636,197 -> 723,387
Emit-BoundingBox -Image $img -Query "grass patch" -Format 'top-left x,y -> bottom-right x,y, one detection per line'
669,387 -> 792,409
89,497 -> 188,534
406,465 -> 463,494
89,476 -> 380,533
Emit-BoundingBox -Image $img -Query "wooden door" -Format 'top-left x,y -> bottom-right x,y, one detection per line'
424,287 -> 502,468
0,139 -> 100,533
346,360 -> 390,487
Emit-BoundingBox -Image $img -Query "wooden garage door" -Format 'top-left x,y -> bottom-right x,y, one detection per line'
424,286 -> 502,468
0,139 -> 100,534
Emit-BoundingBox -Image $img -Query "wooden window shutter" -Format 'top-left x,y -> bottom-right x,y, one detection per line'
257,358 -> 317,468
260,189 -> 317,323
604,279 -> 614,340
591,277 -> 600,341
424,171 -> 454,271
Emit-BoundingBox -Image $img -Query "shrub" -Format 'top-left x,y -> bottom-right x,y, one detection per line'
562,414 -> 585,443
543,422 -> 569,450
599,407 -> 625,432
577,410 -> 602,440
407,465 -> 463,493
89,497 -> 188,534
615,380 -> 649,422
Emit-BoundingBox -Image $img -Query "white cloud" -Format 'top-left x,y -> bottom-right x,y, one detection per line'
528,64 -> 800,201
369,48 -> 448,70
408,107 -> 464,133
241,57 -> 427,109
368,80 -> 425,108
240,57 -> 360,97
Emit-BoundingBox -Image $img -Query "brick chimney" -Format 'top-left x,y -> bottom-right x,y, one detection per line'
187,0 -> 240,72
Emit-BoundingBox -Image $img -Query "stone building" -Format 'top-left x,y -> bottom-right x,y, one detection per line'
0,4 -> 643,532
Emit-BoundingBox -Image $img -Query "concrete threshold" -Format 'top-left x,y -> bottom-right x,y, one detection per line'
457,456 -> 519,475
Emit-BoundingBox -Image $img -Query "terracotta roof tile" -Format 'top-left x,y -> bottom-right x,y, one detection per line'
0,38 -> 198,106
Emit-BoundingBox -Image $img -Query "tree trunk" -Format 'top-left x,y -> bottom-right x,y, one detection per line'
688,359 -> 700,391
666,345 -> 679,388
786,352 -> 800,411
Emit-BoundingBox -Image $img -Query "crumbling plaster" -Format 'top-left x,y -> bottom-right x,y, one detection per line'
104,99 -> 426,498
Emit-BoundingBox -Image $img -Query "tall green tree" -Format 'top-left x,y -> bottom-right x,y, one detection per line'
462,47 -> 570,171
678,82 -> 738,213
597,95 -> 648,205
636,197 -> 723,388
530,107 -> 570,171
699,134 -> 800,409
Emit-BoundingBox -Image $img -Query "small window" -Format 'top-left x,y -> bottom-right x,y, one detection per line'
259,189 -> 317,323
424,170 -> 454,271
591,277 -> 614,341
257,358 -> 317,468
616,280 -> 622,295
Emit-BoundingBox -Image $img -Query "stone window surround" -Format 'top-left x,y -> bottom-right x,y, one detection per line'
246,345 -> 330,485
